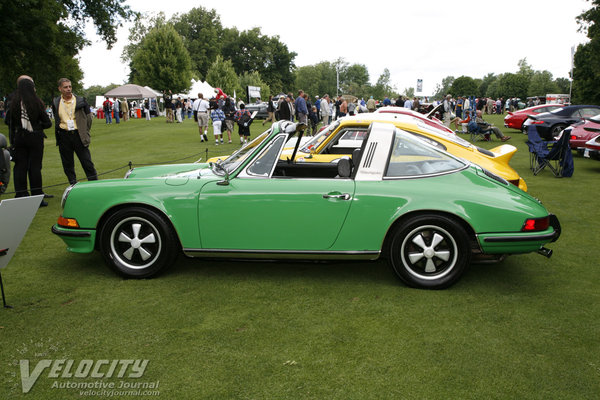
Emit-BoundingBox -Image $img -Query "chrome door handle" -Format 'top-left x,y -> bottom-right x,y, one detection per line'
323,193 -> 351,200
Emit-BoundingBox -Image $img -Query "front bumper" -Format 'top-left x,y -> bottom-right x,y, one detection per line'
51,224 -> 96,253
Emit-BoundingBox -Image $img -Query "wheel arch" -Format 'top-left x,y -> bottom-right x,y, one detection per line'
381,210 -> 479,258
94,203 -> 181,251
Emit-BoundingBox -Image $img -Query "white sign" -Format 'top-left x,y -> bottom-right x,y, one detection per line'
0,195 -> 43,269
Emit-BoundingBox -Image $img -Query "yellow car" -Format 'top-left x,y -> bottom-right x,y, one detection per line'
209,114 -> 527,191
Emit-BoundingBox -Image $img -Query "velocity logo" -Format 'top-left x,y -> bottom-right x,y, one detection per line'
19,359 -> 149,393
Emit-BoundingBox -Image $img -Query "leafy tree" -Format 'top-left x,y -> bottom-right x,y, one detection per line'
239,71 -> 270,101
0,0 -> 134,100
294,62 -> 337,98
171,7 -> 223,81
131,25 -> 193,93
494,73 -> 529,100
573,0 -> 600,104
433,76 -> 455,100
403,87 -> 415,98
478,73 -> 497,98
372,68 -> 397,100
554,77 -> 571,94
221,27 -> 296,93
528,71 -> 559,97
80,84 -> 120,104
449,76 -> 478,97
205,56 -> 242,97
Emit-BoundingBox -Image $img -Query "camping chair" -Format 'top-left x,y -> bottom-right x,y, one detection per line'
525,125 -> 551,172
532,127 -> 574,177
467,119 -> 493,142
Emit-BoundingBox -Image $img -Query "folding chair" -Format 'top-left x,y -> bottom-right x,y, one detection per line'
467,120 -> 492,142
532,127 -> 574,177
525,125 -> 551,172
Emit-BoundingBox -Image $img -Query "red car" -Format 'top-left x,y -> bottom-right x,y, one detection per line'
504,104 -> 564,132
374,106 -> 455,134
568,113 -> 600,151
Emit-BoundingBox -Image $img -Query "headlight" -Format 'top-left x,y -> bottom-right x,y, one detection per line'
61,184 -> 75,208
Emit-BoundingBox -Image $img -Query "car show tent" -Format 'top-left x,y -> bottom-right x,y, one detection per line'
104,84 -> 159,99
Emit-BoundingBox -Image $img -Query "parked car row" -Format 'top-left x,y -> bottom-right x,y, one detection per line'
53,116 -> 560,289
507,104 -> 600,159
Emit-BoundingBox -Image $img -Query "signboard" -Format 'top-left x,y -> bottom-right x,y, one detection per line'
247,86 -> 261,100
417,79 -> 423,93
0,195 -> 43,269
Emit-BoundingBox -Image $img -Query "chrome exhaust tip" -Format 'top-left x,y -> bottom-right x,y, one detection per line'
537,247 -> 553,258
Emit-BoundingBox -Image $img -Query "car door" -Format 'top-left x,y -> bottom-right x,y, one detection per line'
199,134 -> 355,251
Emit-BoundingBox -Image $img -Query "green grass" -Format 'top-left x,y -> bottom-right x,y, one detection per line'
1,113 -> 599,399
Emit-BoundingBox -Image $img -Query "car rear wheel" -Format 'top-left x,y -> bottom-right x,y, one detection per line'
389,215 -> 471,289
99,207 -> 179,278
550,124 -> 566,138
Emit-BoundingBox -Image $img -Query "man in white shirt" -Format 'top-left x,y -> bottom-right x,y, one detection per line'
193,93 -> 210,142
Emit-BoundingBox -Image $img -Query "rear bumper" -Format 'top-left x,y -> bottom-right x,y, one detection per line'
478,214 -> 561,254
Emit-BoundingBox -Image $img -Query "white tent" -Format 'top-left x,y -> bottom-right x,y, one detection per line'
185,80 -> 217,99
104,84 -> 158,99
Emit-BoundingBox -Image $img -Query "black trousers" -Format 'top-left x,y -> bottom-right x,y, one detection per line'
57,129 -> 97,185
13,130 -> 44,197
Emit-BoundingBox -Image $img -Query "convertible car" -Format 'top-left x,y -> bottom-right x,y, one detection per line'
53,121 -> 560,289
210,114 -> 528,191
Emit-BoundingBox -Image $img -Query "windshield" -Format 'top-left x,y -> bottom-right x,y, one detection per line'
217,129 -> 272,174
300,120 -> 340,153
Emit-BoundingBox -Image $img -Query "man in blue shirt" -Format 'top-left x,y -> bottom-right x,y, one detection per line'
295,90 -> 308,124
383,96 -> 391,106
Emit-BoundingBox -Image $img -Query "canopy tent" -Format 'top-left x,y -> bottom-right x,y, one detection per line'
104,84 -> 158,99
185,80 -> 217,99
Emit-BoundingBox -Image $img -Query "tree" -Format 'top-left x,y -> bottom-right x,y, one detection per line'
433,76 -> 455,100
372,69 -> 397,100
554,77 -> 571,94
0,0 -> 134,100
294,62 -> 337,97
403,87 -> 415,98
573,0 -> 600,104
131,25 -> 193,93
221,27 -> 296,93
171,7 -> 223,81
449,76 -> 478,97
80,84 -> 120,104
205,56 -> 242,97
478,73 -> 497,98
528,71 -> 559,97
239,71 -> 270,101
494,73 -> 529,100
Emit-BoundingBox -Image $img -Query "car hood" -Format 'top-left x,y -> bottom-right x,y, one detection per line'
125,163 -> 211,179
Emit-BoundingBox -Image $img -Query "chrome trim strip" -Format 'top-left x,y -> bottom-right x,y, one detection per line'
183,248 -> 380,260
483,231 -> 558,243
51,225 -> 92,238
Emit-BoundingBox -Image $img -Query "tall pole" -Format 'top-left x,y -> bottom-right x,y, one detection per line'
569,45 -> 575,105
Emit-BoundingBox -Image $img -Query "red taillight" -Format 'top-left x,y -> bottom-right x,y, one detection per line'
57,216 -> 80,228
530,120 -> 544,125
522,216 -> 550,232
570,135 -> 577,141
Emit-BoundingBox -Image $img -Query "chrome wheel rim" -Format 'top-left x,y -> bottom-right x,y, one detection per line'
110,217 -> 162,269
400,225 -> 458,280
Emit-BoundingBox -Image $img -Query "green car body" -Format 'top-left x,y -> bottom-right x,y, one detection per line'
53,121 -> 560,289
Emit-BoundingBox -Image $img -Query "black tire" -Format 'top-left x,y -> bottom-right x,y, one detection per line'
99,207 -> 179,278
388,215 -> 471,289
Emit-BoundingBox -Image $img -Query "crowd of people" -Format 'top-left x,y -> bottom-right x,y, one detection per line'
1,76 -> 523,207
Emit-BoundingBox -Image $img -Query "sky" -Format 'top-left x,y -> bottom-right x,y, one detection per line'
79,0 -> 591,96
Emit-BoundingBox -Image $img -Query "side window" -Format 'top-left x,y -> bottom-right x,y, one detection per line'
246,135 -> 285,177
324,128 -> 368,154
385,130 -> 464,178
580,108 -> 600,118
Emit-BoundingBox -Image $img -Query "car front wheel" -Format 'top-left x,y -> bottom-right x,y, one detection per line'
389,215 -> 471,289
99,207 -> 179,278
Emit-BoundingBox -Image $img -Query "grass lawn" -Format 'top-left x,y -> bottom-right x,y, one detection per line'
0,113 -> 599,399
